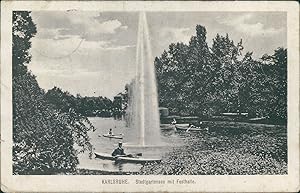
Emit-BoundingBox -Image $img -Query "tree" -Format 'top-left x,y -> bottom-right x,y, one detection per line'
255,48 -> 287,121
183,25 -> 222,116
13,11 -> 94,174
44,87 -> 114,117
210,33 -> 239,113
271,48 -> 287,120
13,11 -> 37,76
155,25 -> 223,117
155,43 -> 189,115
155,24 -> 287,123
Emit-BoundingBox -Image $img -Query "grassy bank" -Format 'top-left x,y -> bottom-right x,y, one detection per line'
140,121 -> 287,175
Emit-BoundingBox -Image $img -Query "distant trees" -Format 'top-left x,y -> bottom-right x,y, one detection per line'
45,87 -> 114,117
13,11 -> 94,174
155,25 -> 287,123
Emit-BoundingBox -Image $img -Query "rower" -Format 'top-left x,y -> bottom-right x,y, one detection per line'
108,128 -> 113,135
186,123 -> 195,132
171,118 -> 177,125
112,142 -> 126,156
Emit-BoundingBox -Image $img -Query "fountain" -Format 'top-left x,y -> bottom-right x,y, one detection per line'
87,12 -> 183,171
125,12 -> 161,147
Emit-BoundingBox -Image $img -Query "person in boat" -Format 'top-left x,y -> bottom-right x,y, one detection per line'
108,128 -> 113,135
171,118 -> 177,125
186,123 -> 203,132
189,123 -> 197,128
186,123 -> 194,132
112,142 -> 126,156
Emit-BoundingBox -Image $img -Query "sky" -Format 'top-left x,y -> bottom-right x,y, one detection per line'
29,11 -> 286,99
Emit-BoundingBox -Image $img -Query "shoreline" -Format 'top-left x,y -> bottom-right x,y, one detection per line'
76,168 -> 139,175
88,116 -> 287,127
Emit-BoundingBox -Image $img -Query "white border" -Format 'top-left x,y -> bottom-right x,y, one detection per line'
1,1 -> 299,192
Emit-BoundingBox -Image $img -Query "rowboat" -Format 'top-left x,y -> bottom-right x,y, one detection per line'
175,124 -> 190,127
175,125 -> 208,132
102,134 -> 123,139
94,152 -> 161,164
95,152 -> 115,160
116,156 -> 161,164
160,124 -> 176,130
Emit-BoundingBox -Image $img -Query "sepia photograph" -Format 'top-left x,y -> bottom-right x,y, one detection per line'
1,1 -> 299,192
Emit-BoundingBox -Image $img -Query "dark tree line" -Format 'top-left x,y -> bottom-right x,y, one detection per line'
44,87 -> 115,117
155,25 -> 287,123
12,11 -> 95,174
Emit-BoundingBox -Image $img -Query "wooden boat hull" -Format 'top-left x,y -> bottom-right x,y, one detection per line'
95,152 -> 115,160
160,124 -> 176,130
102,134 -> 123,139
94,152 -> 161,164
175,125 -> 207,132
116,157 -> 161,164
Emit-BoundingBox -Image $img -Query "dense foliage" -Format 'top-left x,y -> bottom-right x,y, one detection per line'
155,25 -> 287,122
44,87 -> 116,117
13,11 -> 94,174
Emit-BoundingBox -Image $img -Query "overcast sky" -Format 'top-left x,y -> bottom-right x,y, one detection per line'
29,11 -> 286,99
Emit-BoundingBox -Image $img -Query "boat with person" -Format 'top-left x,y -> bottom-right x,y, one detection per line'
175,124 -> 208,132
102,134 -> 123,139
94,152 -> 161,164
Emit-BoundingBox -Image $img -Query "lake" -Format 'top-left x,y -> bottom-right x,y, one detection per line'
78,117 -> 184,173
77,118 -> 287,175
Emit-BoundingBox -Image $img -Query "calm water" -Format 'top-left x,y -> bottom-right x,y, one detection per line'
78,117 -> 184,172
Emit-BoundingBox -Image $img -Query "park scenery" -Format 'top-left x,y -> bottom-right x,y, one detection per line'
13,11 -> 287,175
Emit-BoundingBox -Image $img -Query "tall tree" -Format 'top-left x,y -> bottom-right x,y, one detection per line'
185,25 -> 221,116
155,42 -> 189,115
12,11 -> 37,76
210,33 -> 239,113
12,11 -> 94,174
258,48 -> 287,121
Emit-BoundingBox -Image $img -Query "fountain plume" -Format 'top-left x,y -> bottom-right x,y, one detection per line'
126,12 -> 161,146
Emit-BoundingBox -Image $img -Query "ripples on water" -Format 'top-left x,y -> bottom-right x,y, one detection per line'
78,118 -> 287,174
78,117 -> 185,173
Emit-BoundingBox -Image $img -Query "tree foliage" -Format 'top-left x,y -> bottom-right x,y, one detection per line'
12,11 -> 36,75
13,11 -> 95,174
44,87 -> 114,117
155,25 -> 287,123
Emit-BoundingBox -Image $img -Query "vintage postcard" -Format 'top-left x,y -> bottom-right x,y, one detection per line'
1,1 -> 299,192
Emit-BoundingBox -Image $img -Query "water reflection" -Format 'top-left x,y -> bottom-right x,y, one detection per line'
78,117 -> 184,173
113,161 -> 122,171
